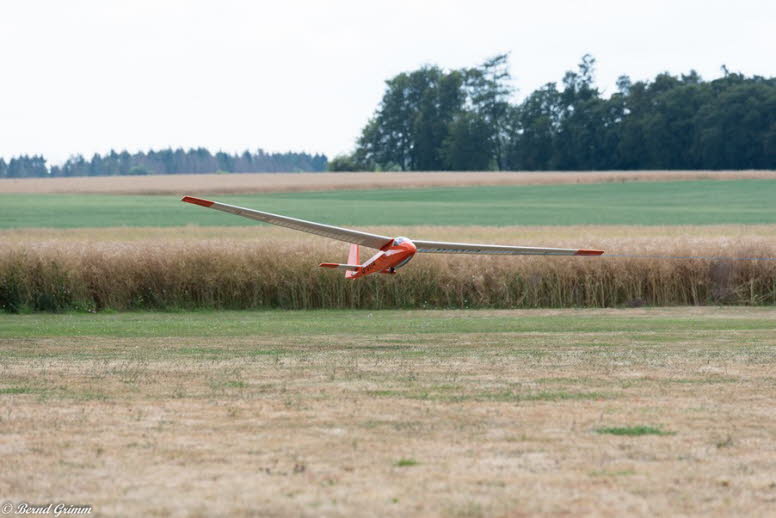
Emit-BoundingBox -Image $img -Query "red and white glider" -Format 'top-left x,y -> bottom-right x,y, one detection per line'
182,196 -> 603,279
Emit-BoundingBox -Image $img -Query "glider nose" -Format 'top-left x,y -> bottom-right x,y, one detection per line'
401,239 -> 417,253
392,236 -> 416,252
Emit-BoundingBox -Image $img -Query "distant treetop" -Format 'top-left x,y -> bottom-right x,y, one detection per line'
0,148 -> 328,178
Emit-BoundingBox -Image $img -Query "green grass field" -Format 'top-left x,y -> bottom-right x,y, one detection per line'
3,308 -> 776,515
3,179 -> 775,228
3,308 -> 776,339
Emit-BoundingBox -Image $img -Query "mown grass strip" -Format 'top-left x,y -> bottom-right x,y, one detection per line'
0,387 -> 33,395
367,389 -> 612,403
1,310 -> 775,338
595,426 -> 674,436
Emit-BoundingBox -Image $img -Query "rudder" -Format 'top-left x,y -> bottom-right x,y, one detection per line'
345,244 -> 360,279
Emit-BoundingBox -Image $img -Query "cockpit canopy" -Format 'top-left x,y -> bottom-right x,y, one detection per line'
393,236 -> 411,246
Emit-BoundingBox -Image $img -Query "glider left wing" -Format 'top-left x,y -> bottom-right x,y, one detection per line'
181,196 -> 393,250
413,240 -> 603,256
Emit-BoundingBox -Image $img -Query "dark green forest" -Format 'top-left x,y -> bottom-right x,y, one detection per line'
0,148 -> 327,178
331,55 -> 776,171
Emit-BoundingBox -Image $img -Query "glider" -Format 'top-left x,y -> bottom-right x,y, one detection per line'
182,196 -> 603,279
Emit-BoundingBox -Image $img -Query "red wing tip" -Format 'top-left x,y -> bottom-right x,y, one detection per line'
181,196 -> 214,207
319,263 -> 339,268
575,249 -> 605,256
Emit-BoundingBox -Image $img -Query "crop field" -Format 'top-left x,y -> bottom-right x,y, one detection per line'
2,179 -> 775,312
2,308 -> 776,516
2,170 -> 775,195
3,224 -> 776,312
2,179 -> 776,229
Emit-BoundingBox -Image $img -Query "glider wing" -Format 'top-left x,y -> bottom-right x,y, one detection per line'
412,240 -> 603,256
181,196 -> 393,250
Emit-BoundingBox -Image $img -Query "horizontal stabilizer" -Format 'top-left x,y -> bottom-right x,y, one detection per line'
319,263 -> 362,270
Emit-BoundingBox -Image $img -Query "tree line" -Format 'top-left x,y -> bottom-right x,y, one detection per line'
0,148 -> 328,178
330,55 -> 776,171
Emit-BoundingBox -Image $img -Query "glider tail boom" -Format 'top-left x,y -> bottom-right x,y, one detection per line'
319,244 -> 362,278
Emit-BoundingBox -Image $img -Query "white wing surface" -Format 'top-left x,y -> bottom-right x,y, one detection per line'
413,240 -> 603,256
182,196 -> 393,250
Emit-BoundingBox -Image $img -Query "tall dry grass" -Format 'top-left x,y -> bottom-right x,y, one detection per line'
2,234 -> 774,312
2,170 -> 775,194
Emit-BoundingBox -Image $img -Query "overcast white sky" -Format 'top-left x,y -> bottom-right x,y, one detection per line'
1,0 -> 774,164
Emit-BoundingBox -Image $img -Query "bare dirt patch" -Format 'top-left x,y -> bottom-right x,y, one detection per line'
2,170 -> 775,194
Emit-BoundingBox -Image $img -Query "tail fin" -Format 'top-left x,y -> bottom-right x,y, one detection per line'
345,244 -> 360,279
318,244 -> 362,279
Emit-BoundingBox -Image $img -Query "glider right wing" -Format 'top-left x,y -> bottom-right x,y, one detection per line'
181,196 -> 393,250
412,240 -> 603,256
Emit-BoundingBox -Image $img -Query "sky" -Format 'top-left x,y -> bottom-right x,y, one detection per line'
1,0 -> 774,164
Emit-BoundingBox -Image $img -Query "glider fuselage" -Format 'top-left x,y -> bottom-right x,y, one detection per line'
353,238 -> 417,278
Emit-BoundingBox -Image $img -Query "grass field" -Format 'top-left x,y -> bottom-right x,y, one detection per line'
2,308 -> 776,516
3,179 -> 776,228
4,173 -> 776,515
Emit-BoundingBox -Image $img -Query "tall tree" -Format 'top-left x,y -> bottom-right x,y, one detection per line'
504,83 -> 562,170
442,111 -> 495,170
357,66 -> 465,170
694,78 -> 776,169
463,54 -> 513,169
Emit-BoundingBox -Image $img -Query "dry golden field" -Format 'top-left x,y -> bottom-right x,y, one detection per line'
2,170 -> 775,194
2,225 -> 775,311
2,307 -> 776,517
